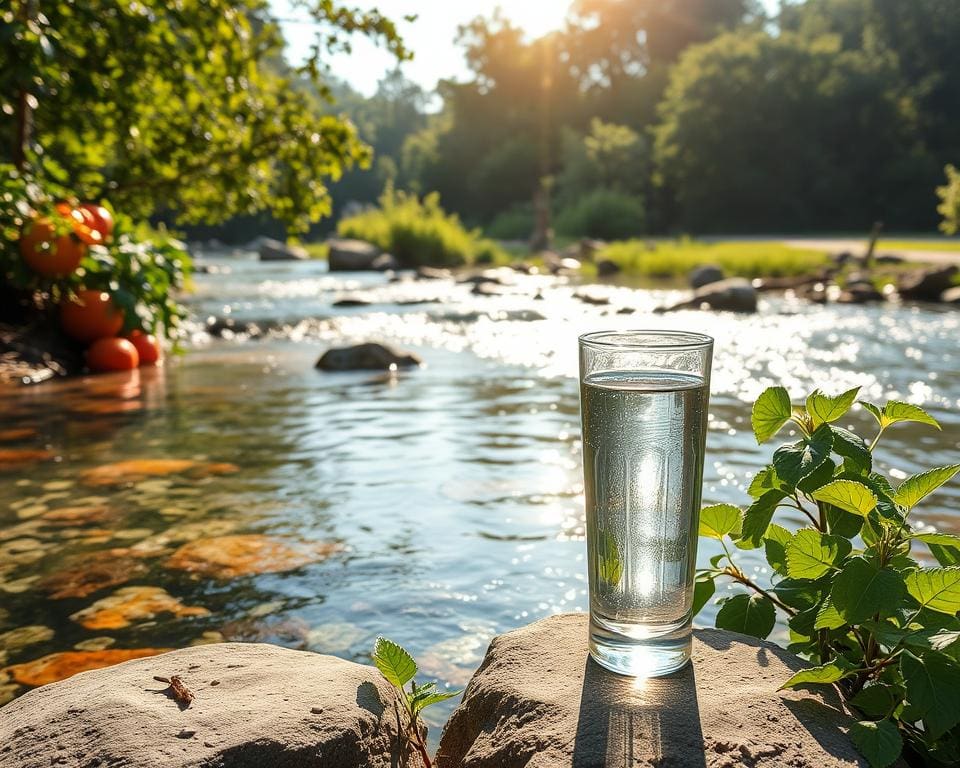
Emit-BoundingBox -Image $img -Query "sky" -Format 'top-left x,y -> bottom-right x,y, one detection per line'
272,1 -> 581,96
271,1 -> 780,97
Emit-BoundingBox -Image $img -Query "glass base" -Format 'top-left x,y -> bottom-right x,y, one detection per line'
589,615 -> 692,678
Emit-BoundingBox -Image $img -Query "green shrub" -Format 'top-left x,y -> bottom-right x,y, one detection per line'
485,206 -> 533,241
937,164 -> 960,236
597,239 -> 828,278
338,186 -> 505,267
554,189 -> 646,240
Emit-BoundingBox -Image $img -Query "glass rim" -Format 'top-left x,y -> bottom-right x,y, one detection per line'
578,329 -> 714,352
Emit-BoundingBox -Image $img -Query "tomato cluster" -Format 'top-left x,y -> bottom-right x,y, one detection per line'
18,203 -> 162,374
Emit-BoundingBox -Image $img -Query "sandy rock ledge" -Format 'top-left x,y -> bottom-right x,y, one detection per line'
0,642 -> 410,768
435,613 -> 867,768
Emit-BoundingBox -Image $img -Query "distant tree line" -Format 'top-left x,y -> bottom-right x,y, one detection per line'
309,0 -> 960,241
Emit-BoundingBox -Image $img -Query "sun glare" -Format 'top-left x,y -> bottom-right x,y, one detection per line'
493,1 -> 570,37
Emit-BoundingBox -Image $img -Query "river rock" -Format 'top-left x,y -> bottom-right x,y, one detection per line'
837,280 -> 884,304
595,259 -> 620,277
0,643 -> 410,768
941,285 -> 960,304
435,614 -> 867,768
897,265 -> 958,301
688,264 -> 725,289
316,342 -> 422,371
258,239 -> 308,262
327,239 -> 384,271
657,278 -> 758,313
416,266 -> 453,280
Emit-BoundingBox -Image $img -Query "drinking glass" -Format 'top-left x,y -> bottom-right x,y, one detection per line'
579,330 -> 713,677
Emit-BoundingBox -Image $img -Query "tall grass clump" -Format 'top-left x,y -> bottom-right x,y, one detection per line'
598,239 -> 829,278
338,186 -> 506,267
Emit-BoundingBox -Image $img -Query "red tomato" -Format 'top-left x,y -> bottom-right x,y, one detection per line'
80,203 -> 114,240
86,338 -> 140,373
126,330 -> 162,366
19,211 -> 88,277
60,290 -> 125,343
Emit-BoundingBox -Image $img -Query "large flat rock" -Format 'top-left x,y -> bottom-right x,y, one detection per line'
0,642 -> 409,768
436,613 -> 867,768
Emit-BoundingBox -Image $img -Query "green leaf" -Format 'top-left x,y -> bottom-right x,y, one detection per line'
904,568 -> 960,615
739,490 -> 785,547
848,719 -> 902,768
830,426 -> 872,474
773,424 -> 833,485
699,504 -> 742,539
860,401 -> 884,424
814,598 -> 846,630
752,386 -> 793,444
764,524 -> 793,577
878,401 -> 940,430
830,558 -> 906,624
928,544 -> 960,567
810,480 -> 877,517
825,505 -> 864,538
900,651 -> 960,739
715,593 -> 777,639
892,465 -> 960,510
796,457 -> 837,494
692,574 -> 716,616
773,577 -> 822,611
913,533 -> 960,567
410,688 -> 461,715
747,466 -> 781,498
850,685 -> 898,719
373,636 -> 417,689
806,387 -> 860,428
779,658 -> 856,689
786,529 -> 851,580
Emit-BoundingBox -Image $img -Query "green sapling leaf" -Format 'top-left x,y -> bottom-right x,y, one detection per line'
806,387 -> 860,429
373,636 -> 418,689
892,464 -> 960,510
692,574 -> 716,615
810,480 -> 878,517
813,598 -> 846,630
699,504 -> 742,539
752,386 -> 793,444
877,401 -> 940,430
772,424 -> 833,485
715,593 -> 776,640
850,685 -> 898,719
779,658 -> 856,689
829,426 -> 872,474
848,719 -> 903,768
830,557 -> 905,624
740,489 -> 786,547
899,651 -> 960,739
904,568 -> 960,615
785,529 -> 851,580
747,466 -> 782,498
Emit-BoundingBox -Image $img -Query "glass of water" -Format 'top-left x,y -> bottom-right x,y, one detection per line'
579,330 -> 713,677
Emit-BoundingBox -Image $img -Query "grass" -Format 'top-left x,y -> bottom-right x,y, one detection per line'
876,239 -> 960,252
595,239 -> 830,278
300,242 -> 329,260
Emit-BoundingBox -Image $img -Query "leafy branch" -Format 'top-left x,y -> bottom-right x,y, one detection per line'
696,385 -> 960,768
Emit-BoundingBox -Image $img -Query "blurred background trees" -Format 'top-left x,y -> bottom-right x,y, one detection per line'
5,0 -> 958,242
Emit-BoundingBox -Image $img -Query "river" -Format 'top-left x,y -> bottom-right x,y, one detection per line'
1,252 -> 958,735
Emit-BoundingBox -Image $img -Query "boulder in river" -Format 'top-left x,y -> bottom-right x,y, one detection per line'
595,258 -> 621,277
897,265 -> 958,301
941,285 -> 960,304
327,239 -> 386,271
837,279 -> 885,304
657,277 -> 758,313
0,643 -> 409,768
688,263 -> 724,289
435,613 -> 867,768
258,239 -> 308,262
316,342 -> 422,371
416,266 -> 453,280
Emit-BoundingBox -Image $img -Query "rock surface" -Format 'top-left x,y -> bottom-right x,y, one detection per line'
658,277 -> 758,313
688,264 -> 725,289
436,613 -> 867,768
0,643 -> 410,768
258,238 -> 308,261
897,265 -> 958,301
316,342 -> 422,371
941,285 -> 960,304
327,238 -> 386,271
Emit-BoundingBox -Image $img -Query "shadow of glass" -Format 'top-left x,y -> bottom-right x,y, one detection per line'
572,658 -> 707,768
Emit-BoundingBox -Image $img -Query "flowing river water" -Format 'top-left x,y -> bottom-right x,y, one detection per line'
1,252 -> 959,735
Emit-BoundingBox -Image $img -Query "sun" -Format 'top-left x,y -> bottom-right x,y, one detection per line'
488,1 -> 570,38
